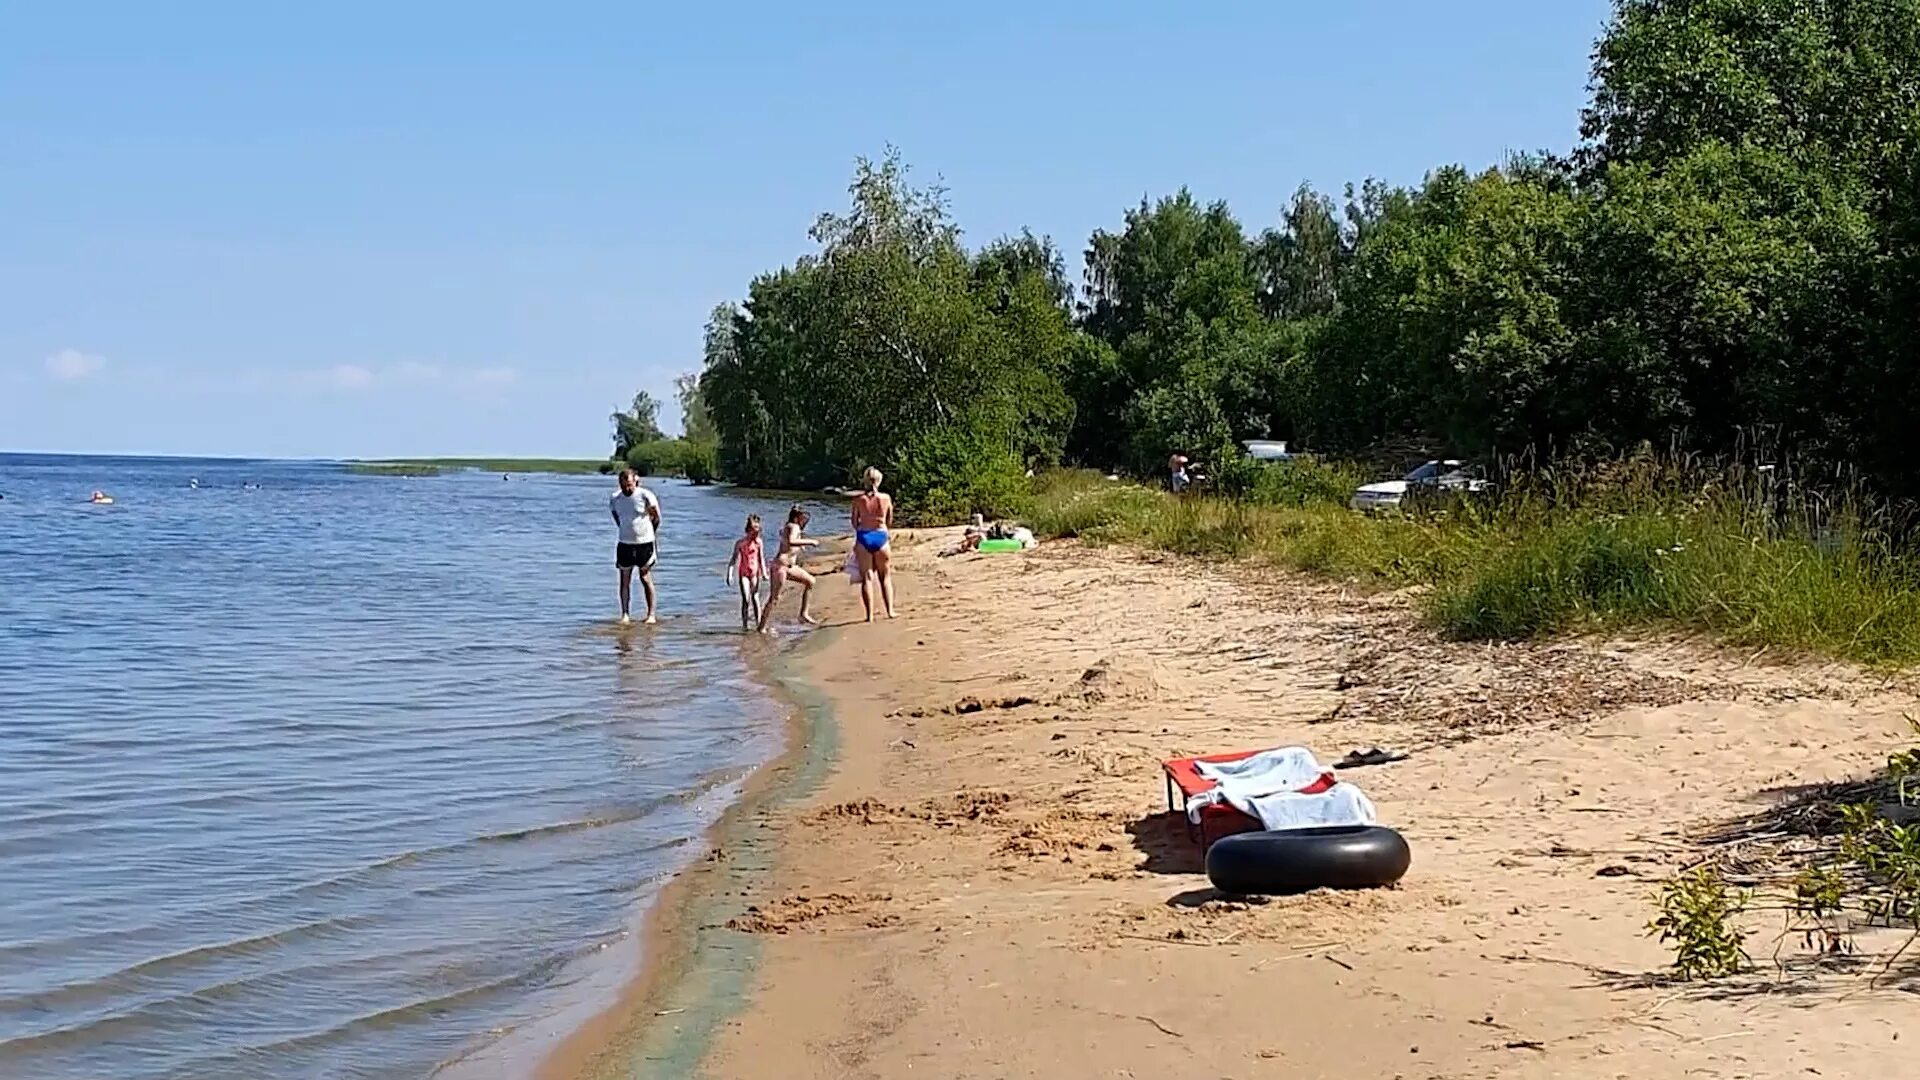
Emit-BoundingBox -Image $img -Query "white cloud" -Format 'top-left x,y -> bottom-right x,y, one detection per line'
325,364 -> 375,390
470,367 -> 518,387
45,349 -> 106,381
392,361 -> 443,383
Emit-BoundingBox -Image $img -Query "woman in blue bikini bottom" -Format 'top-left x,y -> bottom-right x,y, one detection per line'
851,466 -> 898,620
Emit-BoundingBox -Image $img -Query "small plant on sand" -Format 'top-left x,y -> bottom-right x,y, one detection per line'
1788,865 -> 1852,956
1836,804 -> 1920,932
1658,718 -> 1920,978
1648,865 -> 1750,980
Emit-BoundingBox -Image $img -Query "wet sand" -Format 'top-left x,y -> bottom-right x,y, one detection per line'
559,529 -> 1920,1079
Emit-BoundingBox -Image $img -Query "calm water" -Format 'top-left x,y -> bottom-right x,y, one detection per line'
0,455 -> 827,1080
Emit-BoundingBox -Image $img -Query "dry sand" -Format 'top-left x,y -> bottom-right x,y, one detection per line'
568,529 -> 1920,1079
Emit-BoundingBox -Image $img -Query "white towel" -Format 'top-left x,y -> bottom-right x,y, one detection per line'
1195,746 -> 1327,793
1188,747 -> 1378,832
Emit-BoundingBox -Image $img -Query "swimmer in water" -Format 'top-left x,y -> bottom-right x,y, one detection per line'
89,490 -> 113,505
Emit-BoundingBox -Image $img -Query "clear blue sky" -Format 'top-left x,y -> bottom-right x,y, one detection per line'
0,1 -> 1614,459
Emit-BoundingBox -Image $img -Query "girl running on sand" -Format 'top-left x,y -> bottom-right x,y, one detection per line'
757,505 -> 821,633
851,467 -> 897,621
725,514 -> 765,631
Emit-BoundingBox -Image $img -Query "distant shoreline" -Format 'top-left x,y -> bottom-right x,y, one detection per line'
347,457 -> 610,476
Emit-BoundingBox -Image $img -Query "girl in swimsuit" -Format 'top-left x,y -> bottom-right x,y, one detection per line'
724,514 -> 765,631
851,467 -> 897,621
757,505 -> 821,633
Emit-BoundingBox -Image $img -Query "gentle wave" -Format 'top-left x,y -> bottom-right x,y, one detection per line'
0,456 -> 815,1080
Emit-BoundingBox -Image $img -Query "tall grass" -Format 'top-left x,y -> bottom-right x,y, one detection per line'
1024,457 -> 1920,668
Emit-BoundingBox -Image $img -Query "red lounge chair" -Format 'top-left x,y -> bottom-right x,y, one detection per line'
1161,749 -> 1335,852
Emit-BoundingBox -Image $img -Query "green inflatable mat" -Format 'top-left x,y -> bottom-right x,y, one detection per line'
977,538 -> 1025,553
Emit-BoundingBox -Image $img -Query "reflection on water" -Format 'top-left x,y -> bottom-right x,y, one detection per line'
0,455 -> 834,1080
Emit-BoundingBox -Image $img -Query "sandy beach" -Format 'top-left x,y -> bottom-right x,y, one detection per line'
560,530 -> 1920,1079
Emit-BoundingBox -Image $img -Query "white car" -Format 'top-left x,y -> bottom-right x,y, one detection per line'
1242,440 -> 1295,462
1350,460 -> 1490,512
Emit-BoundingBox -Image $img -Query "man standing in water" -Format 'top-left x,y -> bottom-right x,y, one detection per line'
609,469 -> 661,625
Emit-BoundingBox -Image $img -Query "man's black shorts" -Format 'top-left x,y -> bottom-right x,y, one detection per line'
615,542 -> 656,570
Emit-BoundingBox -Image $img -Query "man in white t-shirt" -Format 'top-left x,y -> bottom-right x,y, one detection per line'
609,469 -> 662,624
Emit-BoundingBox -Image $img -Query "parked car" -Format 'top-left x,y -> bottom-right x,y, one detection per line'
1241,440 -> 1295,462
1349,460 -> 1491,513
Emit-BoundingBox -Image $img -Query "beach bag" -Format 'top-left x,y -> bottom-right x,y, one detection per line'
845,547 -> 862,583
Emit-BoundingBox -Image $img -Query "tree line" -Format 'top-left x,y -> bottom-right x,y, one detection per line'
608,374 -> 720,482
682,0 -> 1920,516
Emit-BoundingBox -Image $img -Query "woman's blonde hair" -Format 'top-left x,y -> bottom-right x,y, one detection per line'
863,466 -> 883,491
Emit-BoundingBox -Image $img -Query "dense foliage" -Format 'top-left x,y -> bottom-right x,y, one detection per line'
696,153 -> 1074,510
608,380 -> 719,484
693,1 -> 1920,514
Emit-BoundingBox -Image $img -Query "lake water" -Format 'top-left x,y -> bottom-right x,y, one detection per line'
0,454 -> 829,1079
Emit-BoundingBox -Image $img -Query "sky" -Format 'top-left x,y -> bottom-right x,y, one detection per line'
0,1 -> 1615,460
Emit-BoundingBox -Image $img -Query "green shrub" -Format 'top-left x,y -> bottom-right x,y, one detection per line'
624,438 -> 724,481
891,427 -> 1030,522
1236,458 -> 1371,508
1024,470 -> 1163,539
1647,865 -> 1749,981
1431,516 -> 1680,639
681,441 -> 719,485
1026,454 -> 1920,669
624,439 -> 685,477
1209,450 -> 1263,500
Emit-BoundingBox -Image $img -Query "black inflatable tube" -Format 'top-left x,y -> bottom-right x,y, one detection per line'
1205,825 -> 1411,894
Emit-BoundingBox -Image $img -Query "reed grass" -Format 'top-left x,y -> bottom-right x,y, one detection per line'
1025,457 -> 1920,668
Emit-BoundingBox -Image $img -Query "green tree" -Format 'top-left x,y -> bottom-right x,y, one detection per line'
1578,0 -> 1920,494
1583,0 -> 1920,179
687,2 -> 1920,508
699,150 -> 1078,502
610,391 -> 665,459
1251,184 -> 1346,320
675,371 -> 716,445
1313,166 -> 1588,454
1074,191 -> 1267,470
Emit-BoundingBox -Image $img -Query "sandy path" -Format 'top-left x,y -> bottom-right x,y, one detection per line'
698,531 -> 1920,1079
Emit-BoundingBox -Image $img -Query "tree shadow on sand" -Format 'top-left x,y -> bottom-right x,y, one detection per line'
1579,753 -> 1920,1007
1528,947 -> 1920,1006
1704,775 -> 1918,844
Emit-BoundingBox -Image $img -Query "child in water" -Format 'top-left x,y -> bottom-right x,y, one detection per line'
725,514 -> 766,631
758,505 -> 821,633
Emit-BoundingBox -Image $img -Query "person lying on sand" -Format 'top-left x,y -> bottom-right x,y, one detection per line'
946,516 -> 1039,556
961,513 -> 987,553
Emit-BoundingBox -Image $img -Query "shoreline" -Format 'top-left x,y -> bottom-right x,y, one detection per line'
536,599 -> 848,1080
681,530 -> 1920,1079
